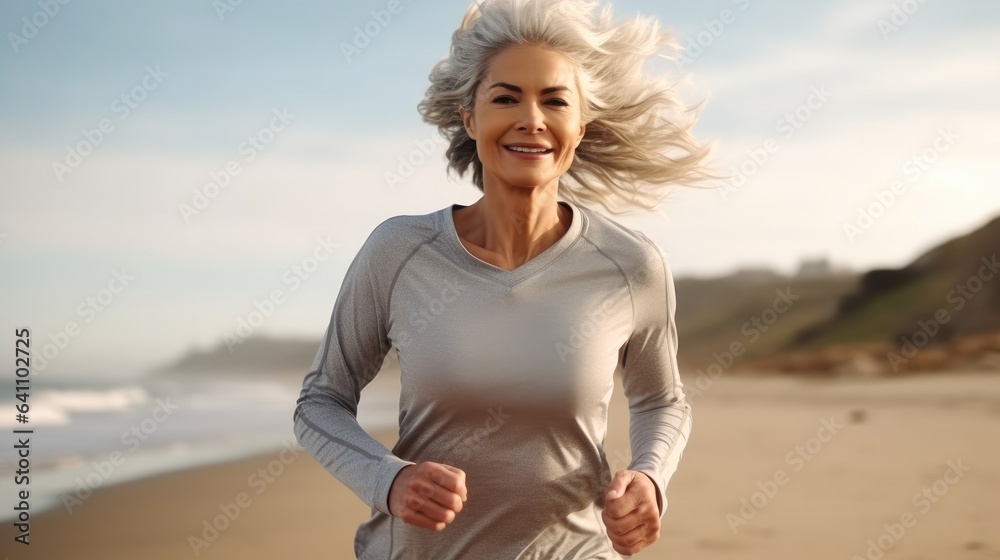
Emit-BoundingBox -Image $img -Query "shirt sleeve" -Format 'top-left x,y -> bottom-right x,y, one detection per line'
292,225 -> 415,517
619,232 -> 692,521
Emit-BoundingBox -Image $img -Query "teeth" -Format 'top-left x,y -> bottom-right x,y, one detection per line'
507,146 -> 549,153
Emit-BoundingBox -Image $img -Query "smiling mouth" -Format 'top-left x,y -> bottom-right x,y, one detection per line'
504,146 -> 553,154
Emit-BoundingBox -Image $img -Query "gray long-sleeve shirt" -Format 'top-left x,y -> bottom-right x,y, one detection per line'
293,198 -> 692,559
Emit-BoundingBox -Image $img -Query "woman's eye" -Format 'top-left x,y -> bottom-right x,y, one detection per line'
490,96 -> 568,106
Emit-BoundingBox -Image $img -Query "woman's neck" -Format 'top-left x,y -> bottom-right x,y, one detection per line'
453,184 -> 570,271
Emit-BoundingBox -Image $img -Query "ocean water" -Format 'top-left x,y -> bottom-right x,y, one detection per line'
0,373 -> 401,521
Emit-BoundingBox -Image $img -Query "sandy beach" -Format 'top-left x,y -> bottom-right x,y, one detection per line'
4,370 -> 998,559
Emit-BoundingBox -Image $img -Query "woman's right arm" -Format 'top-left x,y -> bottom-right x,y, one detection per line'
292,226 -> 415,517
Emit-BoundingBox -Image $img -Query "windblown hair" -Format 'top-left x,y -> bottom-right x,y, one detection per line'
418,0 -> 718,215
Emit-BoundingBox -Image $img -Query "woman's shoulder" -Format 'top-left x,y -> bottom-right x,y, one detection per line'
355,206 -> 448,262
368,207 -> 441,240
576,204 -> 670,279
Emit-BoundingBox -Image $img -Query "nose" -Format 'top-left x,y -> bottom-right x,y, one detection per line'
516,101 -> 545,133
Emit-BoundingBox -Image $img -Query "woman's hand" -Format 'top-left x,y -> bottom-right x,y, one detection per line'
388,462 -> 468,531
601,470 -> 661,556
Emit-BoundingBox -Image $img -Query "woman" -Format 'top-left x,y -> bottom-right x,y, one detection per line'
293,0 -> 713,557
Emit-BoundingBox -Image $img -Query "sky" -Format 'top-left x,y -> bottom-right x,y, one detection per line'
1,0 -> 998,380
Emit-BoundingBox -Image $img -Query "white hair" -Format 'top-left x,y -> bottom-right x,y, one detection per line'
417,0 -> 718,215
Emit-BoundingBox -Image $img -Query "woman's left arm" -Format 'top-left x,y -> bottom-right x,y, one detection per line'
614,231 -> 693,520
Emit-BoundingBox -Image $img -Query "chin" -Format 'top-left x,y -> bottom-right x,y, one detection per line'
498,173 -> 558,190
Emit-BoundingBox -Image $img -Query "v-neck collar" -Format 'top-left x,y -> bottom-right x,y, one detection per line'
442,198 -> 584,286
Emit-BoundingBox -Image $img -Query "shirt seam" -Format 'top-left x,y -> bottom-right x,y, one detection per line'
579,233 -> 636,335
386,230 -> 442,318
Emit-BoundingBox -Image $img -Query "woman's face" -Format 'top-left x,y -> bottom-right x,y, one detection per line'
460,44 -> 586,192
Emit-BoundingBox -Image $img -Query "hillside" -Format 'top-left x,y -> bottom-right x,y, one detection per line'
746,215 -> 1000,376
674,273 -> 857,368
791,215 -> 1000,349
151,335 -> 322,378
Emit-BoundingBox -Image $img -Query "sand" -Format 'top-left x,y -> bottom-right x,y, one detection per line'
3,370 -> 998,559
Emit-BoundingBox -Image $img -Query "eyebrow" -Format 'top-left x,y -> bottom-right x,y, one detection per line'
486,82 -> 571,95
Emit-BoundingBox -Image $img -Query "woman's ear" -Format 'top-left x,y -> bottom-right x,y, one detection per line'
460,106 -> 476,140
577,122 -> 586,147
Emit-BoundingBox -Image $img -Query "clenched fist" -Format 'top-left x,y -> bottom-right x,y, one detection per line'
388,462 -> 468,531
601,470 -> 661,556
